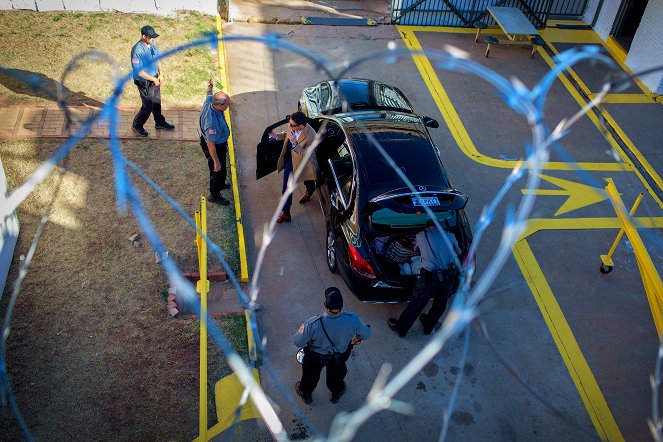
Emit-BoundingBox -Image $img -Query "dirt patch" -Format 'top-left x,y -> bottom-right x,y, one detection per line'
0,138 -> 245,440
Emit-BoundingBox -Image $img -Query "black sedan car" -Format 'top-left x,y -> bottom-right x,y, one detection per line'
257,78 -> 472,302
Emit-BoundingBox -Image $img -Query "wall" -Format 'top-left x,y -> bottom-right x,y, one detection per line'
582,0 -> 600,25
588,0 -> 620,40
625,1 -> 663,94
1,0 -> 218,16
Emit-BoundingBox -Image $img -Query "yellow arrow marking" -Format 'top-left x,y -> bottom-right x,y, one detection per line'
522,174 -> 609,216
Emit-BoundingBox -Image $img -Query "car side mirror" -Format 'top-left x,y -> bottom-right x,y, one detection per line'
423,116 -> 439,128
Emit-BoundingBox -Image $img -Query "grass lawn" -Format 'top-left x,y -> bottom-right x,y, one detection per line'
0,138 -> 245,440
0,10 -> 218,109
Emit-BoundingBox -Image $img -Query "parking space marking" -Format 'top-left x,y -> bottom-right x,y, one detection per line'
537,42 -> 663,208
399,24 -> 663,440
397,26 -> 631,172
515,215 -> 663,441
589,94 -> 655,104
521,216 -> 663,238
513,238 -> 624,442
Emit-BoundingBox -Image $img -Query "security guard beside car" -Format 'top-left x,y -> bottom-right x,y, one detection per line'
293,287 -> 371,404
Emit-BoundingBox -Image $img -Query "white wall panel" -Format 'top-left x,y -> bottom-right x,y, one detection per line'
626,0 -> 663,94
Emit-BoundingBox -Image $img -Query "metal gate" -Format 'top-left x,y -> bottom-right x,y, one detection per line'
391,0 -> 588,27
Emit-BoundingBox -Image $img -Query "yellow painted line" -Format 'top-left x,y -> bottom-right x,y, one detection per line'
520,216 -> 663,239
244,309 -> 258,362
539,28 -> 602,44
605,37 -> 627,64
590,94 -> 655,104
216,15 -> 249,283
513,239 -> 624,441
397,26 -> 630,172
198,197 -> 209,441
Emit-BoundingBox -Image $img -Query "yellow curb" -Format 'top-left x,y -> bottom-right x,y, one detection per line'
216,14 -> 250,284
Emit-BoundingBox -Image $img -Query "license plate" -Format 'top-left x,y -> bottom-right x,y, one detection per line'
412,196 -> 439,206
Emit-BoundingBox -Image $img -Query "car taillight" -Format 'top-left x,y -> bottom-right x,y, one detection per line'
348,246 -> 377,280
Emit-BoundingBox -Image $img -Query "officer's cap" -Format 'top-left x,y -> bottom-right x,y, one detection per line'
141,25 -> 159,38
324,287 -> 343,311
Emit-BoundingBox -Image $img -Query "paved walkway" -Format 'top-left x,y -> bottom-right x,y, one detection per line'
0,106 -> 200,141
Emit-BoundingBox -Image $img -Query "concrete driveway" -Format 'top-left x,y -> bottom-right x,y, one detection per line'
222,16 -> 662,442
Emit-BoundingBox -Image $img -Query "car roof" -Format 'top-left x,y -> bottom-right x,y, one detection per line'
337,116 -> 452,200
313,78 -> 414,115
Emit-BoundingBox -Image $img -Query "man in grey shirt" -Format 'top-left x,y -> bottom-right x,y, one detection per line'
199,78 -> 231,205
293,287 -> 371,404
389,222 -> 461,337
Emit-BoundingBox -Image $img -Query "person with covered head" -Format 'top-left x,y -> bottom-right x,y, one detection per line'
130,25 -> 175,137
293,287 -> 371,404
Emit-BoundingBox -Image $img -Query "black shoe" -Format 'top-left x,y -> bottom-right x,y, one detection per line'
209,195 -> 230,206
388,318 -> 405,338
155,122 -> 175,131
420,314 -> 433,335
225,182 -> 231,189
295,381 -> 312,404
132,125 -> 148,137
330,381 -> 346,404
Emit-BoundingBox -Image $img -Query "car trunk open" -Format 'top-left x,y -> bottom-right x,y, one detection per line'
359,192 -> 467,285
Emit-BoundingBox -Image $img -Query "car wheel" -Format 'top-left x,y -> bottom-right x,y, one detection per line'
326,227 -> 337,273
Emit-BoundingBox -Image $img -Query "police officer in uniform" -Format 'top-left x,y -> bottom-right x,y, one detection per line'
199,78 -> 231,205
293,287 -> 371,404
130,25 -> 175,137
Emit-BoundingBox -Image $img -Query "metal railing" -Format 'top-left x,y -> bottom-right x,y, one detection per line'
391,0 -> 588,26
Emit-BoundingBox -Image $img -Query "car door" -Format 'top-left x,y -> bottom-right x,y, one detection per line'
327,141 -> 356,227
256,116 -> 289,180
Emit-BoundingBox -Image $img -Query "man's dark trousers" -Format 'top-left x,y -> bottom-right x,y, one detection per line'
281,140 -> 315,213
281,158 -> 315,214
199,136 -> 228,197
393,269 -> 459,335
133,81 -> 167,129
299,349 -> 347,396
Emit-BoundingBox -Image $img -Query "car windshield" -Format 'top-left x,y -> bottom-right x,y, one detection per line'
326,81 -> 413,114
352,130 -> 449,197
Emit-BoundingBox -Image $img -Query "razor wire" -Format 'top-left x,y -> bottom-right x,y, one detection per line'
0,29 -> 661,442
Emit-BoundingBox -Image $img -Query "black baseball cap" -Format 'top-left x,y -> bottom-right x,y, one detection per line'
141,25 -> 159,38
324,287 -> 343,311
